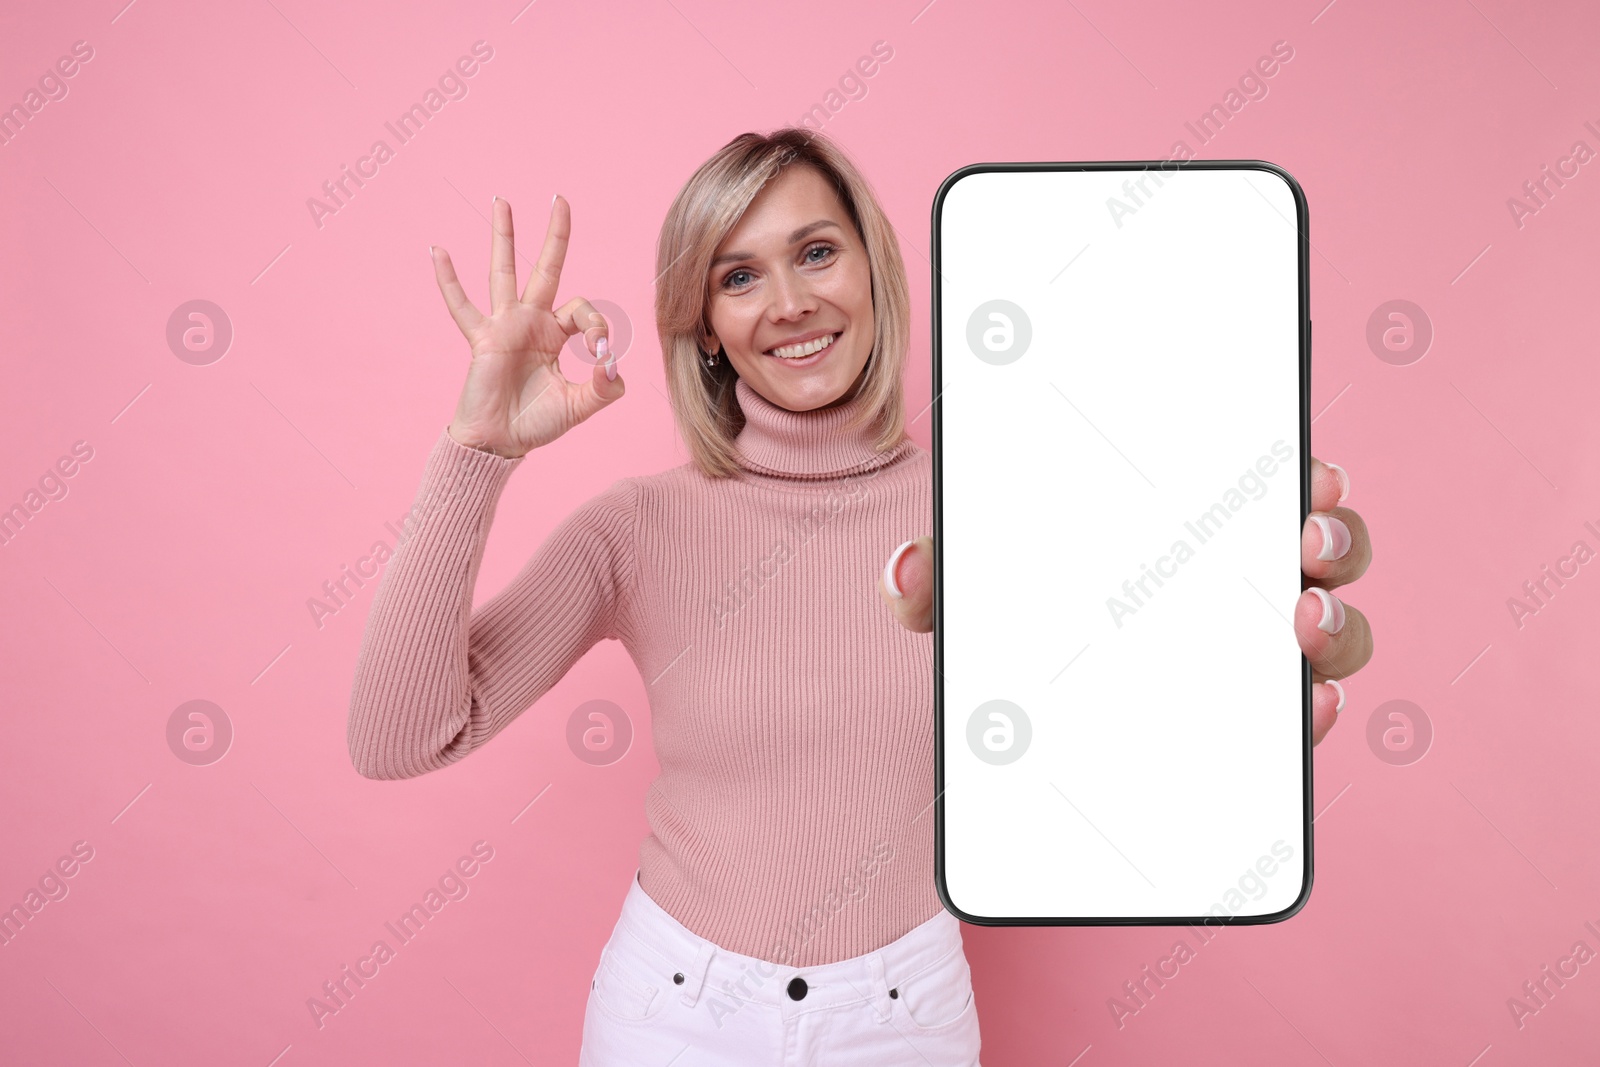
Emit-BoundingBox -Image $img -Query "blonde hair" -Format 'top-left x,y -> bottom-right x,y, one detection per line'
653,127 -> 911,479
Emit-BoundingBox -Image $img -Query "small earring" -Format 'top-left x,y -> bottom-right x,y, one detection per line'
702,345 -> 720,369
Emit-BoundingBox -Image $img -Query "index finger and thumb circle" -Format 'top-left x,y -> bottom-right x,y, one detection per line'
554,297 -> 612,365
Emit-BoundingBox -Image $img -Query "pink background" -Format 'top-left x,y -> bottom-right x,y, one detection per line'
2,0 -> 1596,1062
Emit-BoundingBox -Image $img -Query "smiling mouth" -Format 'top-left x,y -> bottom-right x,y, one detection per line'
765,331 -> 842,360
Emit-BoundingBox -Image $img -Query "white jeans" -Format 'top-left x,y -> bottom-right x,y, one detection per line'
578,869 -> 983,1066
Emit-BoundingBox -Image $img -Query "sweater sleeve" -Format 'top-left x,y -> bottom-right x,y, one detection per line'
346,427 -> 638,780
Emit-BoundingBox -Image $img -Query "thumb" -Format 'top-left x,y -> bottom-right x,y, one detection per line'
576,342 -> 625,419
879,536 -> 933,633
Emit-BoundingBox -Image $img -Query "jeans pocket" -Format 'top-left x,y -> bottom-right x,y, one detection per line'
590,935 -> 668,1024
893,945 -> 975,1033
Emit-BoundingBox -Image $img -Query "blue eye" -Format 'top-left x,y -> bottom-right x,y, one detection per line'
720,243 -> 837,291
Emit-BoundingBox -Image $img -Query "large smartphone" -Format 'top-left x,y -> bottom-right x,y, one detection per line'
932,161 -> 1312,925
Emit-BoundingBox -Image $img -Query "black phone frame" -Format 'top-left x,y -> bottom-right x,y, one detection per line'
930,159 -> 1314,928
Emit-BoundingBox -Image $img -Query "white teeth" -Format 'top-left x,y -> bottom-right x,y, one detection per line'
768,332 -> 838,359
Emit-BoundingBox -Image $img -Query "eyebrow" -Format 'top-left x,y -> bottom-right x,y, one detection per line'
709,220 -> 842,269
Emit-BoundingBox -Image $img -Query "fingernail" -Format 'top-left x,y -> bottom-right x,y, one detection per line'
883,540 -> 915,599
552,192 -> 559,206
1308,586 -> 1346,634
1312,514 -> 1352,561
1323,679 -> 1346,714
428,245 -> 435,259
605,356 -> 617,382
597,337 -> 608,360
1325,462 -> 1350,503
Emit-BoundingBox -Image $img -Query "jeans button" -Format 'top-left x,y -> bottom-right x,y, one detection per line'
787,977 -> 808,1001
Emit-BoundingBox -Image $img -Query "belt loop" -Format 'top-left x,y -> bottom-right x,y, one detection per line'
679,940 -> 716,1007
866,953 -> 892,1023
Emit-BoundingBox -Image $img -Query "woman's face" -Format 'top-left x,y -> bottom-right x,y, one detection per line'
704,164 -> 875,412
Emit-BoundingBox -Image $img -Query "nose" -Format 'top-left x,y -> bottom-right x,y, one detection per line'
768,264 -> 817,322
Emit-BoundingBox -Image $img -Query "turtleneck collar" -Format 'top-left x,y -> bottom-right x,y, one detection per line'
731,376 -> 914,480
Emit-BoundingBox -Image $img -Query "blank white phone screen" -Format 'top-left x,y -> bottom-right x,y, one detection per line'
935,164 -> 1309,923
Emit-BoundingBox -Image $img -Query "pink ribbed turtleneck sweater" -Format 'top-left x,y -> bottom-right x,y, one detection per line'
346,377 -> 937,966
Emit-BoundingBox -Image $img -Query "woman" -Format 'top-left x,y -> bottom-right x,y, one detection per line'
346,128 -> 1373,1065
